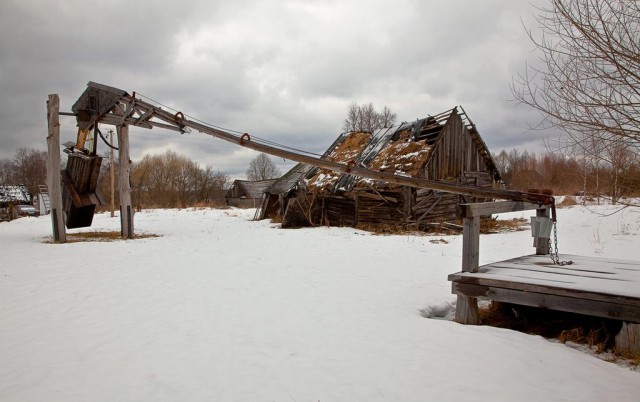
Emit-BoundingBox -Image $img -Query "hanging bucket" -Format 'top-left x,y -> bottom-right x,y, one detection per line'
530,216 -> 553,239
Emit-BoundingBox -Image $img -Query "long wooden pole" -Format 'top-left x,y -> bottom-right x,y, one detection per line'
116,95 -> 555,207
46,94 -> 66,243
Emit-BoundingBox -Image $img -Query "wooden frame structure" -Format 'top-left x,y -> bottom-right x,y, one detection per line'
450,200 -> 640,354
47,82 -> 554,241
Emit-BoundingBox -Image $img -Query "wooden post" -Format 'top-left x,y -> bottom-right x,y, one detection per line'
455,215 -> 480,324
46,94 -> 66,243
534,207 -> 551,255
117,124 -> 133,238
615,322 -> 640,356
109,129 -> 115,218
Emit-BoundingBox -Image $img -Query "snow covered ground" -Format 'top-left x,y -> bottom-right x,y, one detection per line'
1,203 -> 639,401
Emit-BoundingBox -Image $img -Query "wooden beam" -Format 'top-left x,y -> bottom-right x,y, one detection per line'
46,94 -> 66,243
448,272 -> 640,307
452,282 -> 640,323
458,201 -> 545,218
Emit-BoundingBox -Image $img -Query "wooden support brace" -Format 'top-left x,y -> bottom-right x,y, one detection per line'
455,215 -> 480,325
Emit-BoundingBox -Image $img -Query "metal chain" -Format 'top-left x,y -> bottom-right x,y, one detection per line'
549,221 -> 573,266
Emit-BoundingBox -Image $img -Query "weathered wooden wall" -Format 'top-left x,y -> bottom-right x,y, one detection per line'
425,114 -> 487,180
62,153 -> 102,229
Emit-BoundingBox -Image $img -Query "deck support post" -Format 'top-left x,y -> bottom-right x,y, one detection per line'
455,215 -> 480,324
46,94 -> 66,243
615,322 -> 640,356
117,123 -> 134,238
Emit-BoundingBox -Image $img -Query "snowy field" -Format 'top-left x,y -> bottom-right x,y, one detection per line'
1,203 -> 639,401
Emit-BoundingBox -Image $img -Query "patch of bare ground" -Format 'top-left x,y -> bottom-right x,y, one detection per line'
45,231 -> 160,243
480,301 -> 639,368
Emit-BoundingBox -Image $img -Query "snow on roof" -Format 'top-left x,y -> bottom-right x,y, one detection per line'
227,179 -> 278,199
306,132 -> 372,191
0,185 -> 31,204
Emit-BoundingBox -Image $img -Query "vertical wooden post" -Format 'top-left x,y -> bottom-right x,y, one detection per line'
46,94 -> 66,243
535,207 -> 551,255
615,322 -> 640,356
455,215 -> 480,324
117,124 -> 134,238
109,129 -> 115,218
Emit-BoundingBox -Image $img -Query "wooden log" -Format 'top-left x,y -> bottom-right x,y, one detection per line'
616,322 -> 640,356
46,94 -> 66,243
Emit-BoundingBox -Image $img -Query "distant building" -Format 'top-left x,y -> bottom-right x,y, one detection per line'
0,185 -> 31,207
226,179 -> 278,208
0,185 -> 32,221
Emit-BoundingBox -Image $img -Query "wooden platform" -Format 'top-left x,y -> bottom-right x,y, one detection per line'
449,254 -> 640,323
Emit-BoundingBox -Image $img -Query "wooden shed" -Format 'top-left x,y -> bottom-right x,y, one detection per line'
226,179 -> 277,208
282,107 -> 502,230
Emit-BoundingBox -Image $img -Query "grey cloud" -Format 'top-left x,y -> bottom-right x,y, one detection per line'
0,0 -> 553,176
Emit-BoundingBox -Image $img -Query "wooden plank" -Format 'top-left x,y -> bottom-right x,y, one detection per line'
452,282 -> 640,323
459,201 -> 544,218
61,170 -> 85,207
448,273 -> 640,307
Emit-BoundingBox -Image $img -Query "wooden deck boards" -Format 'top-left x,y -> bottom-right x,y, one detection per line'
448,254 -> 640,322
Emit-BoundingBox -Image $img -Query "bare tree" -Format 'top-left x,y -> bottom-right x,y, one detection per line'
4,148 -> 47,195
512,0 -> 640,147
129,150 -> 229,208
342,102 -> 398,132
246,153 -> 281,181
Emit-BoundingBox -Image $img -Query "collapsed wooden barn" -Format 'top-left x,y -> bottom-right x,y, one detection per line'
280,107 -> 502,231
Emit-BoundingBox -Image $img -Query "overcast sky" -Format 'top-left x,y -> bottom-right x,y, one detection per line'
0,0 -> 555,179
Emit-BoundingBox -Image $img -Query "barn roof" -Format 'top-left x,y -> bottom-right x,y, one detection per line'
227,179 -> 278,199
0,185 -> 31,204
265,163 -> 314,195
304,107 -> 499,193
